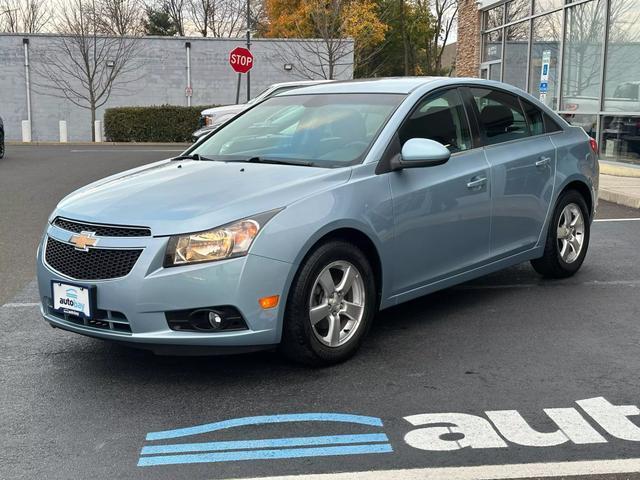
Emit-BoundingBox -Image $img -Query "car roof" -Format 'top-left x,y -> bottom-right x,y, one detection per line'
283,77 -> 453,95
268,80 -> 334,89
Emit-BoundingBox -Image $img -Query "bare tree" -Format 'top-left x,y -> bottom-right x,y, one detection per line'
163,0 -> 186,35
188,0 -> 245,37
0,0 -> 50,33
267,0 -> 354,80
32,0 -> 143,140
95,0 -> 144,35
425,0 -> 458,73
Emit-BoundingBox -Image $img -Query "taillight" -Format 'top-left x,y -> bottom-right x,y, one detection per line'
589,137 -> 598,153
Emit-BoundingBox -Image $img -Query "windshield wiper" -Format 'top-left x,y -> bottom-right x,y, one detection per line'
171,153 -> 219,162
241,156 -> 314,167
171,153 -> 201,161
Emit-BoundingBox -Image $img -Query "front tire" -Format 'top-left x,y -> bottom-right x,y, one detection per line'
280,240 -> 377,366
531,190 -> 590,278
0,130 -> 4,159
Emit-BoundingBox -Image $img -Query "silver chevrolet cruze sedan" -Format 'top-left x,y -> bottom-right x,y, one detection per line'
37,78 -> 598,365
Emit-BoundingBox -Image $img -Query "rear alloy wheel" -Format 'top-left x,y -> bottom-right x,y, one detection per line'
531,190 -> 590,278
280,240 -> 376,366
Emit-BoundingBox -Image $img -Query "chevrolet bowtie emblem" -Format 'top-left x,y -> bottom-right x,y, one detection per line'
70,231 -> 98,251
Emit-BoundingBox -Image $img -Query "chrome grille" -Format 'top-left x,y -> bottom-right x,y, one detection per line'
45,237 -> 142,280
53,217 -> 151,237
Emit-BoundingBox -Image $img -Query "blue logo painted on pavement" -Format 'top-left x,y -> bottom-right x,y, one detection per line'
138,413 -> 392,467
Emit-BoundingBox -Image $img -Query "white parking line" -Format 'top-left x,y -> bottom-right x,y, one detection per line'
234,457 -> 640,480
1,302 -> 40,308
457,279 -> 640,290
594,217 -> 640,222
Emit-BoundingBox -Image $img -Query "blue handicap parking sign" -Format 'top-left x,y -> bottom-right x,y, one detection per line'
539,82 -> 548,93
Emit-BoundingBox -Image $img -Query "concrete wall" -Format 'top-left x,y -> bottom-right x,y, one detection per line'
0,34 -> 353,142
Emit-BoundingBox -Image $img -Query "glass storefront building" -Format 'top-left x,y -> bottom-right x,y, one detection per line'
479,0 -> 640,164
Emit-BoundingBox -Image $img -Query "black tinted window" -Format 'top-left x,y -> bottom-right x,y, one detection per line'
471,88 -> 528,145
399,89 -> 472,153
522,100 -> 544,136
543,113 -> 562,132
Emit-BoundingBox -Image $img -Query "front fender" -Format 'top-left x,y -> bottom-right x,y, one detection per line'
250,164 -> 396,329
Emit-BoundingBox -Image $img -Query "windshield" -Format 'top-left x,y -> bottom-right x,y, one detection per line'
191,93 -> 405,167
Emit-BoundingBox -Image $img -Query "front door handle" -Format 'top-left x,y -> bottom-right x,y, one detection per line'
536,156 -> 552,168
467,176 -> 487,189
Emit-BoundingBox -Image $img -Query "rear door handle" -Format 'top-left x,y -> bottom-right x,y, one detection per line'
467,176 -> 487,189
536,156 -> 551,167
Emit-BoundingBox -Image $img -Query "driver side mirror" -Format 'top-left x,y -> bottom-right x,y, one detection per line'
391,138 -> 451,171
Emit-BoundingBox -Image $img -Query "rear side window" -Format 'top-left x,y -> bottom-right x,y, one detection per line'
471,88 -> 529,145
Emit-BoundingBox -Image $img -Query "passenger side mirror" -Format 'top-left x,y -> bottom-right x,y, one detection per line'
392,138 -> 451,171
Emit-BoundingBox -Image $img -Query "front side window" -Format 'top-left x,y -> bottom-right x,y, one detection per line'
471,87 -> 529,144
399,89 -> 472,153
192,93 -> 405,167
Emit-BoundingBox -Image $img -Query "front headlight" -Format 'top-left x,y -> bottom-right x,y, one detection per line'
163,209 -> 282,267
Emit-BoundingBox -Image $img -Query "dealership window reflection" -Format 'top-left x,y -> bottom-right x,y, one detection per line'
600,116 -> 640,164
503,22 -> 529,91
561,0 -> 606,112
603,0 -> 640,112
529,12 -> 561,109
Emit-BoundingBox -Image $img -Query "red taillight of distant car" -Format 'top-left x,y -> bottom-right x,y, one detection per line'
589,137 -> 598,153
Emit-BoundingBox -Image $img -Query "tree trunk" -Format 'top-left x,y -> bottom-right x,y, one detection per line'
91,103 -> 96,142
400,0 -> 409,75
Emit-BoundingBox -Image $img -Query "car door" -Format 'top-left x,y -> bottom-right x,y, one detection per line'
466,87 -> 556,258
387,88 -> 492,296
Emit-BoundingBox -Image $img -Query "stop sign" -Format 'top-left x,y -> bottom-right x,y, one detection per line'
229,47 -> 254,74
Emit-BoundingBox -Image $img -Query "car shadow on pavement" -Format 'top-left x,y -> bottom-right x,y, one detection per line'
48,263 -> 557,385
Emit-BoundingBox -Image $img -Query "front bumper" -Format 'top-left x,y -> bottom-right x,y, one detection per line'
37,222 -> 292,350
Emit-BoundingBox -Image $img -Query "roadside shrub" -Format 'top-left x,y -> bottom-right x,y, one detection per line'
104,105 -> 218,142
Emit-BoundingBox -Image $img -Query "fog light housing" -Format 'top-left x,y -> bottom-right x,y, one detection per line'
166,306 -> 247,332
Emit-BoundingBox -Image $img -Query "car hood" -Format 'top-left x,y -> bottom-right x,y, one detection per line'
201,104 -> 246,117
54,160 -> 351,236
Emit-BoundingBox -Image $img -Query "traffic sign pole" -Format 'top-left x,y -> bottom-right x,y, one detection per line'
229,46 -> 254,104
246,0 -> 251,102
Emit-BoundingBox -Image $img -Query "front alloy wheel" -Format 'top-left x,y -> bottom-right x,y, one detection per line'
280,240 -> 376,366
309,261 -> 366,348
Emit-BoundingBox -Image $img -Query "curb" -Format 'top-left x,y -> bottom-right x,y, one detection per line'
599,188 -> 640,209
599,161 -> 640,178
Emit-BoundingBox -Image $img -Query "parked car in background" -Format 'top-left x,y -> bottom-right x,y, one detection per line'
563,81 -> 640,113
37,78 -> 598,366
192,80 -> 333,141
0,115 -> 4,159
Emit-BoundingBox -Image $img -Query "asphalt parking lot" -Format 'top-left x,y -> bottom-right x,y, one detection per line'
2,144 -> 640,480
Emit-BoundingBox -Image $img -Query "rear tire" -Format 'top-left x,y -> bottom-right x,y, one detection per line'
280,240 -> 377,366
531,189 -> 590,278
0,130 -> 4,159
